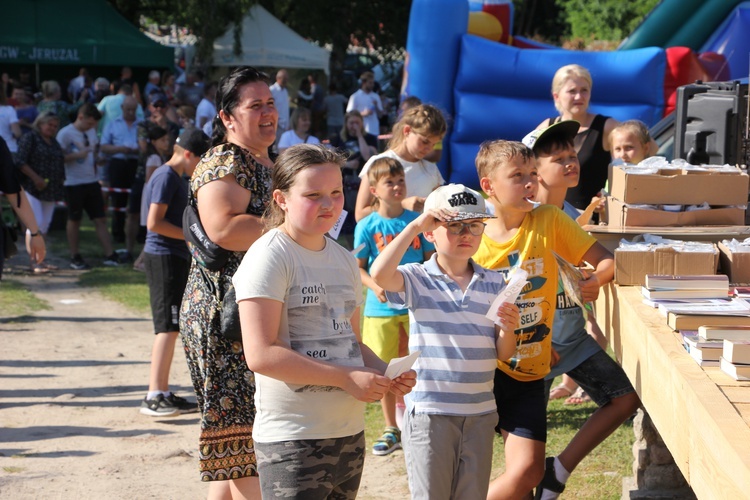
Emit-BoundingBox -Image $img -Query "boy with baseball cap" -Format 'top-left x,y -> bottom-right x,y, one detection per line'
370,184 -> 521,499
139,128 -> 210,417
525,121 -> 640,500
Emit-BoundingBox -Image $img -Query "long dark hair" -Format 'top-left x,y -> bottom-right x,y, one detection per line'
211,66 -> 269,147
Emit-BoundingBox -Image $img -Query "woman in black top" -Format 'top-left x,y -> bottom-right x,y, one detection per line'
537,64 -> 618,210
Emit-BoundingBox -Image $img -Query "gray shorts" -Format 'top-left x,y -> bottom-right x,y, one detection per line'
255,431 -> 364,499
403,411 -> 498,500
545,349 -> 635,407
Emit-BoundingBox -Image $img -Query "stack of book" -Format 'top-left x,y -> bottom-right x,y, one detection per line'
664,298 -> 750,331
705,326 -> 750,380
642,274 -> 729,301
682,331 -> 722,366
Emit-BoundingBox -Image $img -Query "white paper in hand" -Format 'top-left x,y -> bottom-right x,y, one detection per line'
328,209 -> 347,240
486,268 -> 529,326
384,350 -> 421,379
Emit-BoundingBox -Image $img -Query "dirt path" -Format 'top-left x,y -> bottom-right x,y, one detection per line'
0,260 -> 409,499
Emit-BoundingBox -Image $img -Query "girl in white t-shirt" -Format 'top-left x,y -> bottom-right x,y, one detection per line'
354,103 -> 447,221
233,144 -> 415,499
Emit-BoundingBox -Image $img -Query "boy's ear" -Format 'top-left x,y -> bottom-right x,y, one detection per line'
423,230 -> 436,243
479,176 -> 494,196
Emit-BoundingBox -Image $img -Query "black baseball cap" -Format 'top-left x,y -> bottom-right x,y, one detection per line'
176,129 -> 211,156
522,120 -> 580,151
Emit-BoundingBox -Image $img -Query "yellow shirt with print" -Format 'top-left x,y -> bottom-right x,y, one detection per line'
474,205 -> 596,382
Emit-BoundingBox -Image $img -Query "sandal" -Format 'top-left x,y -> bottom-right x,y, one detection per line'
549,382 -> 576,400
564,387 -> 592,405
372,426 -> 401,456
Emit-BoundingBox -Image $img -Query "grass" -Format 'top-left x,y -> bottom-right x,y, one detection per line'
0,279 -> 51,320
29,213 -> 635,497
364,377 -> 634,499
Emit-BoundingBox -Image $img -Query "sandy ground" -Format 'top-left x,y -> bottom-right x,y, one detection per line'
0,255 -> 410,499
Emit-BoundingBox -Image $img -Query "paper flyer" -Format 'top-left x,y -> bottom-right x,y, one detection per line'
328,209 -> 347,240
486,268 -> 529,325
384,350 -> 421,379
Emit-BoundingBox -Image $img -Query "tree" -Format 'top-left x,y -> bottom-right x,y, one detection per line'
109,0 -> 255,66
559,0 -> 659,43
258,1 -> 412,85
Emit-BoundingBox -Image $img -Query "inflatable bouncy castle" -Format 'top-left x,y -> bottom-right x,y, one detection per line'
403,0 -> 750,187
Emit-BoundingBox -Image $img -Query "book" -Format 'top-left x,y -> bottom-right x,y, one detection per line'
698,325 -> 750,341
642,287 -> 729,300
645,274 -> 728,290
659,298 -> 750,317
682,332 -> 723,350
720,356 -> 750,380
645,274 -> 729,290
668,312 -> 750,331
734,286 -> 750,298
687,345 -> 722,365
723,339 -> 750,365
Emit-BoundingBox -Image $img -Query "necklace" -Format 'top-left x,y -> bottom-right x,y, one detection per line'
246,147 -> 270,160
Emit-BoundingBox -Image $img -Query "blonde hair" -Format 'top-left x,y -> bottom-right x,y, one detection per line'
32,111 -> 60,132
611,119 -> 651,147
551,64 -> 592,112
367,157 -> 405,210
340,110 -> 365,141
263,144 -> 346,228
475,140 -> 534,180
388,104 -> 447,150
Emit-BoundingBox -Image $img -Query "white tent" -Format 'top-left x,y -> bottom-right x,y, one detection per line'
212,4 -> 329,74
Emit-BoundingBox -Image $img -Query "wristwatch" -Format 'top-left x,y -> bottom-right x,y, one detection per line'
26,229 -> 41,237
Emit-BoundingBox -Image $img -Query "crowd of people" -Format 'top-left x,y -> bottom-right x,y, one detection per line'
0,61 -> 657,499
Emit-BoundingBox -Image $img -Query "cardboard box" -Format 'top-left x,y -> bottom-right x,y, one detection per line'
718,241 -> 750,284
615,245 -> 719,286
610,166 -> 749,205
606,197 -> 746,228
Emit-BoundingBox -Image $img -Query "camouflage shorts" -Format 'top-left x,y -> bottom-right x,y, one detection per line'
255,431 -> 365,499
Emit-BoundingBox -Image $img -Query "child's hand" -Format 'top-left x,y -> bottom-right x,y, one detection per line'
374,285 -> 387,303
389,369 -> 416,396
412,208 -> 455,234
402,196 -> 426,213
550,347 -> 560,367
344,367 -> 390,403
578,270 -> 601,303
495,303 -> 520,333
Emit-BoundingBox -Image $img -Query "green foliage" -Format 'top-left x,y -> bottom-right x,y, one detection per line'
109,0 -> 255,64
560,0 -> 660,42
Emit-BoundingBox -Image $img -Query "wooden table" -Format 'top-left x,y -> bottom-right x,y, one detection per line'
596,285 -> 750,499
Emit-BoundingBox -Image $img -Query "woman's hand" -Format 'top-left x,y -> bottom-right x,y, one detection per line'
32,175 -> 48,191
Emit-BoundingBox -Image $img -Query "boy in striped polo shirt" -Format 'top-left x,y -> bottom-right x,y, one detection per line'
370,184 -> 520,500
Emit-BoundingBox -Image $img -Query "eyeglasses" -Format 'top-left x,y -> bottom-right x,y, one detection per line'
445,221 -> 486,236
152,102 -> 166,108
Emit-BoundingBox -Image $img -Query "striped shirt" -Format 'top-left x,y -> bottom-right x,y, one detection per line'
387,254 -> 508,416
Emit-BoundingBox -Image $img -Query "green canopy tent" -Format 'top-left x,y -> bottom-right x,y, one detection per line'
0,0 -> 173,68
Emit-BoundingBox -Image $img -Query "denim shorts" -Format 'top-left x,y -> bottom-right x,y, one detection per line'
493,369 -> 547,442
545,349 -> 635,407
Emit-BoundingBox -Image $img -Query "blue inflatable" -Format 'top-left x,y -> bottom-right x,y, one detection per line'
405,0 -> 666,188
